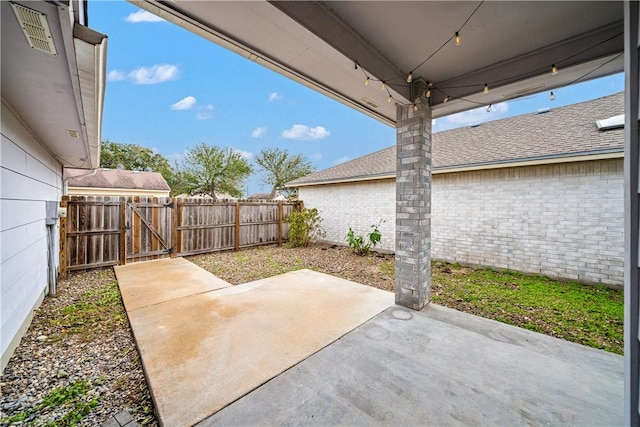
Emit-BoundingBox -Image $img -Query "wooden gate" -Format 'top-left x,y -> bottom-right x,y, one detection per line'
125,197 -> 174,262
60,195 -> 301,275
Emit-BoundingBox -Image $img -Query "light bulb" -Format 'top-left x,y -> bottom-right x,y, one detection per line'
443,96 -> 449,103
486,104 -> 492,112
407,72 -> 413,83
413,103 -> 418,112
381,81 -> 386,90
550,91 -> 556,101
551,64 -> 558,75
455,32 -> 461,46
387,95 -> 392,104
483,83 -> 489,94
365,77 -> 369,86
426,88 -> 431,98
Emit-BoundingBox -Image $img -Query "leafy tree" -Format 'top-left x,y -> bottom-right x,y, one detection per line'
254,147 -> 314,198
100,140 -> 171,174
181,143 -> 252,200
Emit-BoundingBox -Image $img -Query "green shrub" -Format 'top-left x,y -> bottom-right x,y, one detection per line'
346,220 -> 384,255
286,208 -> 325,247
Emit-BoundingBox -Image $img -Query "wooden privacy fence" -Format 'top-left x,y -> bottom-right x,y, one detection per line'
60,195 -> 301,275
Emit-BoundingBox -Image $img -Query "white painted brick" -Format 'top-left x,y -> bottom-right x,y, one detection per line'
299,158 -> 623,286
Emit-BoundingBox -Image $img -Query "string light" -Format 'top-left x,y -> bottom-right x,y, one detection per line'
443,96 -> 449,103
486,104 -> 492,112
365,76 -> 369,86
407,72 -> 413,83
550,91 -> 556,101
426,88 -> 431,98
413,103 -> 418,111
381,81 -> 386,90
551,64 -> 558,75
388,94 -> 392,103
455,32 -> 461,46
483,83 -> 489,93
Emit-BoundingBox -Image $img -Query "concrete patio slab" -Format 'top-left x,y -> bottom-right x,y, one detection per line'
115,258 -> 231,311
119,266 -> 394,427
201,304 -> 623,426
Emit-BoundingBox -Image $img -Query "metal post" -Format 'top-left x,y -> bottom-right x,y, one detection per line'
624,1 -> 640,425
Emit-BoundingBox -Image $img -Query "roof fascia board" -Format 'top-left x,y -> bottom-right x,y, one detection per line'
131,0 -> 396,126
292,150 -> 624,187
73,23 -> 108,168
269,1 -> 410,101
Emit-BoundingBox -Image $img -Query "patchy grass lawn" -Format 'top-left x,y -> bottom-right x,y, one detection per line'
190,244 -> 624,354
431,262 -> 623,354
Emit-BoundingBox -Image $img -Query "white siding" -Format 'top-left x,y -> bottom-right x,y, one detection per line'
298,158 -> 624,286
1,102 -> 62,368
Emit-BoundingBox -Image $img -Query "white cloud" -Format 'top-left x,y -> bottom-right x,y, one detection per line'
281,124 -> 330,141
309,152 -> 322,162
334,156 -> 351,165
107,70 -> 127,81
195,104 -> 214,120
434,102 -> 509,132
170,96 -> 196,111
234,149 -> 253,160
268,92 -> 282,102
251,127 -> 267,138
129,64 -> 178,85
125,10 -> 164,23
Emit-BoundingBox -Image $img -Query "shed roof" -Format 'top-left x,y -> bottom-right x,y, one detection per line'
65,168 -> 170,191
288,92 -> 624,186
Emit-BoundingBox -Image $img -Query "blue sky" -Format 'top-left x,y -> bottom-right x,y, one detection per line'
90,2 -> 624,195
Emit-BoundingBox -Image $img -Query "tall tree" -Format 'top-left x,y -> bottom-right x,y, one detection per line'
182,143 -> 252,200
254,147 -> 314,198
100,140 -> 171,174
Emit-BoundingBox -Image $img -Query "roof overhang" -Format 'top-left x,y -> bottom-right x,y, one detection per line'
1,1 -> 107,168
132,1 -> 624,125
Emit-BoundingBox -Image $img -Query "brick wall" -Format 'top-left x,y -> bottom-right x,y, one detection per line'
300,179 -> 397,252
298,158 -> 624,286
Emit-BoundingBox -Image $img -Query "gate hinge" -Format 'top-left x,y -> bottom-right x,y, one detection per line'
166,202 -> 175,209
166,248 -> 174,254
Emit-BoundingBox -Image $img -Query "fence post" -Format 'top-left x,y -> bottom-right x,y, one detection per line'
235,202 -> 240,251
277,202 -> 283,247
171,198 -> 178,258
120,199 -> 127,265
59,196 -> 68,278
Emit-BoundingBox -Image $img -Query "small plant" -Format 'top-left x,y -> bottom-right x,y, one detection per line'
286,208 -> 325,247
346,220 -> 384,255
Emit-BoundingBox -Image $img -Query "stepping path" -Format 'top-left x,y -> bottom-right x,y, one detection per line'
115,258 -> 393,427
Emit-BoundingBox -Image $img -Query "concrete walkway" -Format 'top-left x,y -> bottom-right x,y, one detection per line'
201,304 -> 623,426
116,258 -> 623,427
115,259 -> 393,427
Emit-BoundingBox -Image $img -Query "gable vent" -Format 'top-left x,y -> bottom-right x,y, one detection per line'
11,2 -> 57,55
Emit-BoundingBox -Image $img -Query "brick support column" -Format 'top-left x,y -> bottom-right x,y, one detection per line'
395,97 -> 432,310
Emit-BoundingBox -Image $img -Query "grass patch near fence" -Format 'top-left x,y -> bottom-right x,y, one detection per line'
431,262 -> 624,354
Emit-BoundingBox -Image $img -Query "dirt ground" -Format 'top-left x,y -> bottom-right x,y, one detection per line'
188,243 -> 396,291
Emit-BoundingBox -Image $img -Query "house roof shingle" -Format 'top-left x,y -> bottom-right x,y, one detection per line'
64,168 -> 170,191
288,92 -> 624,186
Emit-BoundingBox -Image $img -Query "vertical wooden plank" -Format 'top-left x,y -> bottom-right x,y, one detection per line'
235,202 -> 240,251
171,198 -> 178,258
59,197 -> 68,277
278,202 -> 283,247
133,196 -> 141,262
177,200 -> 183,256
152,197 -> 159,258
120,199 -> 127,265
